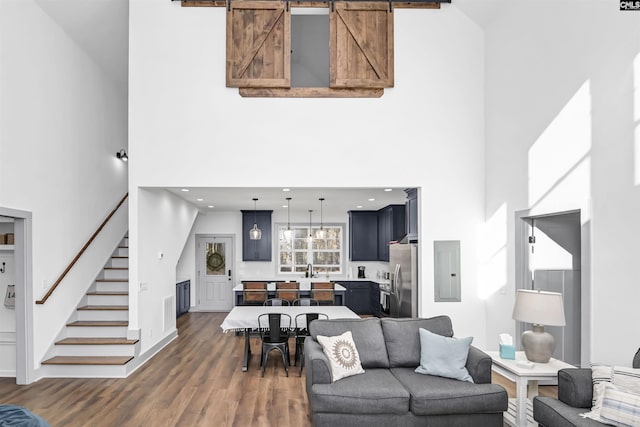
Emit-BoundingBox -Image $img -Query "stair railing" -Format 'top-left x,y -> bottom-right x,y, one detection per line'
36,193 -> 129,304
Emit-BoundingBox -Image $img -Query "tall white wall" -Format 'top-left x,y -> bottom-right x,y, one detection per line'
132,188 -> 198,353
0,0 -> 128,367
484,0 -> 640,365
130,2 -> 488,343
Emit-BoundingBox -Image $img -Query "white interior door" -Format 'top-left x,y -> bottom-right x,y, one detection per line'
197,235 -> 234,311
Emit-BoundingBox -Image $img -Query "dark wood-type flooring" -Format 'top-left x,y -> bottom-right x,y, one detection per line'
0,312 -> 557,426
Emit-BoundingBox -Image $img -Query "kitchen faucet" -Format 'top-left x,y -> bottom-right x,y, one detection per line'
306,263 -> 313,278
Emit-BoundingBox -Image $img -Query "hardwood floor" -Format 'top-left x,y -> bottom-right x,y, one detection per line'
0,312 -> 558,426
0,312 -> 310,427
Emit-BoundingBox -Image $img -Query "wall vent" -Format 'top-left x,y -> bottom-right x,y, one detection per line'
163,295 -> 175,333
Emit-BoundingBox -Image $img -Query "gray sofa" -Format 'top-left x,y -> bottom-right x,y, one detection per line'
533,349 -> 640,427
304,316 -> 508,427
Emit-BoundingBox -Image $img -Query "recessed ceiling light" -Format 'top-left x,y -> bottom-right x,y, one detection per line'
207,205 -> 214,208
384,188 -> 392,192
282,205 -> 288,208
368,198 -> 375,202
356,205 -> 363,209
196,198 -> 203,202
282,188 -> 291,192
181,188 -> 189,192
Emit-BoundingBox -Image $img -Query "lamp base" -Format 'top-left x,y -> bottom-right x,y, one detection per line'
521,325 -> 555,363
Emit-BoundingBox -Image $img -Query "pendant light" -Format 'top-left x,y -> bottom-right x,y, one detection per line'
307,209 -> 314,243
249,198 -> 262,240
283,197 -> 293,242
316,197 -> 325,239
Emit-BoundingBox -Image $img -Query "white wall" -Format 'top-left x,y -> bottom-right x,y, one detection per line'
130,2 -> 488,344
484,0 -> 640,365
132,188 -> 198,353
0,0 -> 128,367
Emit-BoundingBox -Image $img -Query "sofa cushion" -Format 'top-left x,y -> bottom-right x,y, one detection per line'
533,396 -> 605,427
390,367 -> 508,416
415,328 -> 473,383
311,368 -> 410,415
317,331 -> 365,382
310,318 -> 389,368
381,316 -> 454,368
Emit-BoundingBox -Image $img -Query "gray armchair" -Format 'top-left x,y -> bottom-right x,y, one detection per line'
533,349 -> 640,427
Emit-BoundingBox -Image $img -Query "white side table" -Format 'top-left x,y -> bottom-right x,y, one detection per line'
486,351 -> 574,427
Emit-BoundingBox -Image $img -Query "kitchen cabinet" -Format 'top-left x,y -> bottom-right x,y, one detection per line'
349,211 -> 378,261
377,204 -> 406,262
241,210 -> 273,261
337,281 -> 380,316
176,280 -> 190,317
405,188 -> 418,242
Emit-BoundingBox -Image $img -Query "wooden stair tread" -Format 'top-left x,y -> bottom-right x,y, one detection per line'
104,267 -> 128,270
87,291 -> 129,296
67,320 -> 128,327
96,279 -> 128,282
56,337 -> 138,345
42,356 -> 133,365
111,256 -> 128,259
78,305 -> 128,311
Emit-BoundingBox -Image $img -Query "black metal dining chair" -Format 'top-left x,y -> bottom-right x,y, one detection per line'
263,298 -> 289,306
294,312 -> 328,376
292,298 -> 319,306
258,313 -> 293,377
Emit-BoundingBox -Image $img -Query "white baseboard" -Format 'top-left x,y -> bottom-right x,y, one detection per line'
125,330 -> 178,376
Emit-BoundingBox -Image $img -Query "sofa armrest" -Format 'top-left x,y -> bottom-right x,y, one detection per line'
304,337 -> 332,385
557,368 -> 593,409
466,345 -> 492,384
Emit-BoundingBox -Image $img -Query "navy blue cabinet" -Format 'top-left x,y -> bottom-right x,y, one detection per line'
176,280 -> 190,317
338,281 -> 381,316
349,211 -> 379,261
377,204 -> 406,262
241,210 -> 272,261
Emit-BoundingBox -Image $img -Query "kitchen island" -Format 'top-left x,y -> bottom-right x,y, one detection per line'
233,281 -> 346,306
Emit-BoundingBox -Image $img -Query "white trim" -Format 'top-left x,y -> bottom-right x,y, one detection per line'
0,207 -> 34,385
125,330 -> 178,376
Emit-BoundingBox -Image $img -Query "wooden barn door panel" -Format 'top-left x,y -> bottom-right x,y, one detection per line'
226,1 -> 291,88
330,2 -> 394,88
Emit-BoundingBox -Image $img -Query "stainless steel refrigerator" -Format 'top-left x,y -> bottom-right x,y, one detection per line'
389,243 -> 418,318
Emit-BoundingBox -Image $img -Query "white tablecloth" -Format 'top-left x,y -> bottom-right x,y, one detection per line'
220,305 -> 359,332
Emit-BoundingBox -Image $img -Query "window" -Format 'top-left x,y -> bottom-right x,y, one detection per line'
277,224 -> 344,275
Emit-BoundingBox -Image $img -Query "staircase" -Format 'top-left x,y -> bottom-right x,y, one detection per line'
42,236 -> 139,377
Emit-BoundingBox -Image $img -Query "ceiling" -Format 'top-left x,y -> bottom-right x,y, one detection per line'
164,187 -> 412,214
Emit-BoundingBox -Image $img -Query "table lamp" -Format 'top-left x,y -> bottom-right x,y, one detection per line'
512,289 -> 566,363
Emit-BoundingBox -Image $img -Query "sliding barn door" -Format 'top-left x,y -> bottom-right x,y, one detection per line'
330,2 -> 394,88
226,1 -> 291,88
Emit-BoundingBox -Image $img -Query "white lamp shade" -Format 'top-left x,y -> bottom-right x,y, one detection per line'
512,289 -> 566,326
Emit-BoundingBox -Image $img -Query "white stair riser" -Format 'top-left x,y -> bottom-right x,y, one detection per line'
41,364 -> 128,378
65,326 -> 129,338
77,310 -> 128,322
54,345 -> 136,357
122,237 -> 128,246
102,269 -> 128,280
95,282 -> 129,292
110,258 -> 128,269
86,294 -> 129,306
116,247 -> 128,257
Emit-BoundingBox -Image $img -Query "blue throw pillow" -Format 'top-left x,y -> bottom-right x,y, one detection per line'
415,328 -> 474,383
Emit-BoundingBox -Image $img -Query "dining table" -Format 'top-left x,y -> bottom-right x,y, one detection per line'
220,305 -> 360,371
